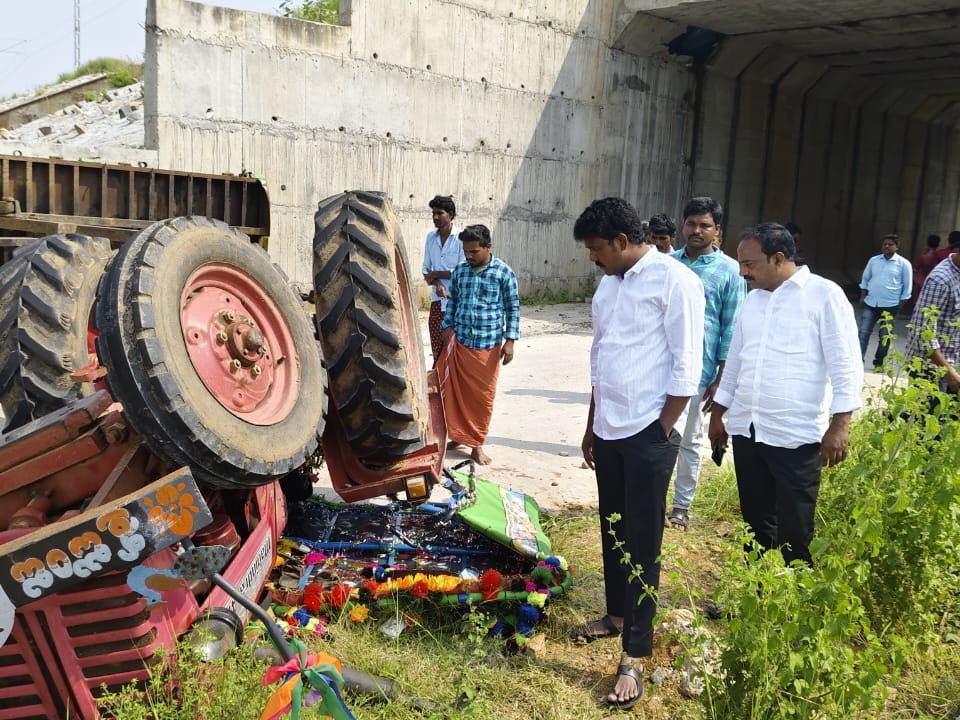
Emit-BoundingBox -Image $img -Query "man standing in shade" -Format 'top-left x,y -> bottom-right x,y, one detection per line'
858,234 -> 912,371
667,197 -> 746,531
709,223 -> 862,566
934,230 -> 960,263
422,195 -> 465,362
438,224 -> 519,465
572,197 -> 703,709
913,234 -> 941,306
647,213 -> 677,254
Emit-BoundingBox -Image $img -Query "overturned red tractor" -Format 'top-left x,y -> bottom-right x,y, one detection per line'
0,154 -> 444,719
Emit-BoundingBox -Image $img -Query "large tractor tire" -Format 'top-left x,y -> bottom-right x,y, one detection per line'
0,233 -> 112,432
95,216 -> 326,488
313,191 -> 428,459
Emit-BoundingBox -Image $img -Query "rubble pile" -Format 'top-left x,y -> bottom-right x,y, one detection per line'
0,82 -> 144,147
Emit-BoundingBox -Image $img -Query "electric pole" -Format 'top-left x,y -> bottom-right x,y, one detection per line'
74,0 -> 80,69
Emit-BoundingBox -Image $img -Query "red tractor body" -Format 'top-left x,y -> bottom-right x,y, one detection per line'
0,155 -> 443,719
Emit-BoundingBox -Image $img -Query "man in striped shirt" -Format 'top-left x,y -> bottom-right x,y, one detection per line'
667,197 -> 746,531
438,224 -> 520,465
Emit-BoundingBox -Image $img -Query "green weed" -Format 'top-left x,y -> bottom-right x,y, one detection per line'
56,58 -> 143,88
97,640 -> 272,720
278,0 -> 340,24
701,323 -> 960,719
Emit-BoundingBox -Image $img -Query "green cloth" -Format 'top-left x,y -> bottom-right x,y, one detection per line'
453,473 -> 550,558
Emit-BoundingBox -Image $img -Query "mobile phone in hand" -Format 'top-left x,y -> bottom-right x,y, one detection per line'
711,444 -> 726,467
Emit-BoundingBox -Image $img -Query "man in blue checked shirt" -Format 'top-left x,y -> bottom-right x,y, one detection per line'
437,224 -> 520,465
667,197 -> 746,532
858,234 -> 912,371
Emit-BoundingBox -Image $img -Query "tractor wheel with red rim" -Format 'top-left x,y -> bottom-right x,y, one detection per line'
313,191 -> 428,460
0,233 -> 112,432
95,216 -> 325,488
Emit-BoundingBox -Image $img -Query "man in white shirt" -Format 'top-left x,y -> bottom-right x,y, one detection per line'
708,223 -> 863,566
572,197 -> 704,709
422,195 -> 465,361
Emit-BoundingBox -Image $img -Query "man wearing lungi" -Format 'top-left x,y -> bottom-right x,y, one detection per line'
422,195 -> 464,362
437,224 -> 520,465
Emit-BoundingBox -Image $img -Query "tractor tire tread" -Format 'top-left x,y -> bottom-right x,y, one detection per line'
313,191 -> 427,459
0,233 -> 112,432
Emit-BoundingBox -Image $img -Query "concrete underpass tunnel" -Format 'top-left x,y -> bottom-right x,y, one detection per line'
616,0 -> 960,284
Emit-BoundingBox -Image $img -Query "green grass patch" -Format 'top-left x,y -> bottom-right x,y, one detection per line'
56,57 -> 143,89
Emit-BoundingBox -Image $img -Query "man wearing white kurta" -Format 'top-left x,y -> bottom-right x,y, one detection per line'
709,223 -> 863,565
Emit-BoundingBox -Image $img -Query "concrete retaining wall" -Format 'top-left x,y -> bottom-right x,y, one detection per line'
145,0 -> 694,295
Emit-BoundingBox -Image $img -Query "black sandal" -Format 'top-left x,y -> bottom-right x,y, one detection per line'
607,662 -> 644,710
569,614 -> 621,643
668,506 -> 689,531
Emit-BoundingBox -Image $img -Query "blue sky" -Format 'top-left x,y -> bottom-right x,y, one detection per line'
0,0 -> 279,98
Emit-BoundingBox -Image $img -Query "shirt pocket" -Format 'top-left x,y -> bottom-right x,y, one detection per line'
481,275 -> 502,309
777,320 -> 814,355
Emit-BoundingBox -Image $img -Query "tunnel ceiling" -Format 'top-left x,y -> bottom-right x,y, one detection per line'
616,0 -> 960,112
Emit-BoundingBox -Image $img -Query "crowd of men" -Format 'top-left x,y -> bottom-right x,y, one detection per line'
421,192 -> 960,709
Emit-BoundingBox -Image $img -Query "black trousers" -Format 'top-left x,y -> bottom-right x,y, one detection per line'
732,431 -> 822,565
594,420 -> 679,657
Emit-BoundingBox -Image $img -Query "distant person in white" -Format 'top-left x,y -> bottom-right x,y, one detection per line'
572,197 -> 704,710
422,194 -> 465,362
708,223 -> 863,565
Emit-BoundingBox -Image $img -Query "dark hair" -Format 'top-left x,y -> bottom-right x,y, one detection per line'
429,194 -> 456,218
648,213 -> 677,236
949,230 -> 960,249
784,222 -> 802,237
460,224 -> 491,247
682,196 -> 723,227
882,233 -> 900,246
573,197 -> 645,245
738,222 -> 797,260
927,234 -> 941,249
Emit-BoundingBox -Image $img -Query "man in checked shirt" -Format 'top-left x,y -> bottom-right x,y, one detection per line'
905,246 -> 960,399
437,224 -> 520,465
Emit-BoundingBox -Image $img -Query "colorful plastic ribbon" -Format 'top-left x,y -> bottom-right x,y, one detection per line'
260,644 -> 355,720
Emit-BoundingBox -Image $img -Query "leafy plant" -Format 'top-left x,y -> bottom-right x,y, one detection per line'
702,314 -> 960,720
707,532 -> 898,720
817,364 -> 960,638
278,0 -> 340,24
97,639 -> 273,720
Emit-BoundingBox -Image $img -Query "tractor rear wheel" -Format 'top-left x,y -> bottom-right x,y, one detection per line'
313,191 -> 427,460
0,233 -> 112,432
95,216 -> 326,488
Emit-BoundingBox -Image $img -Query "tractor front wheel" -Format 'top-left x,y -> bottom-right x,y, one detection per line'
96,216 -> 326,488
